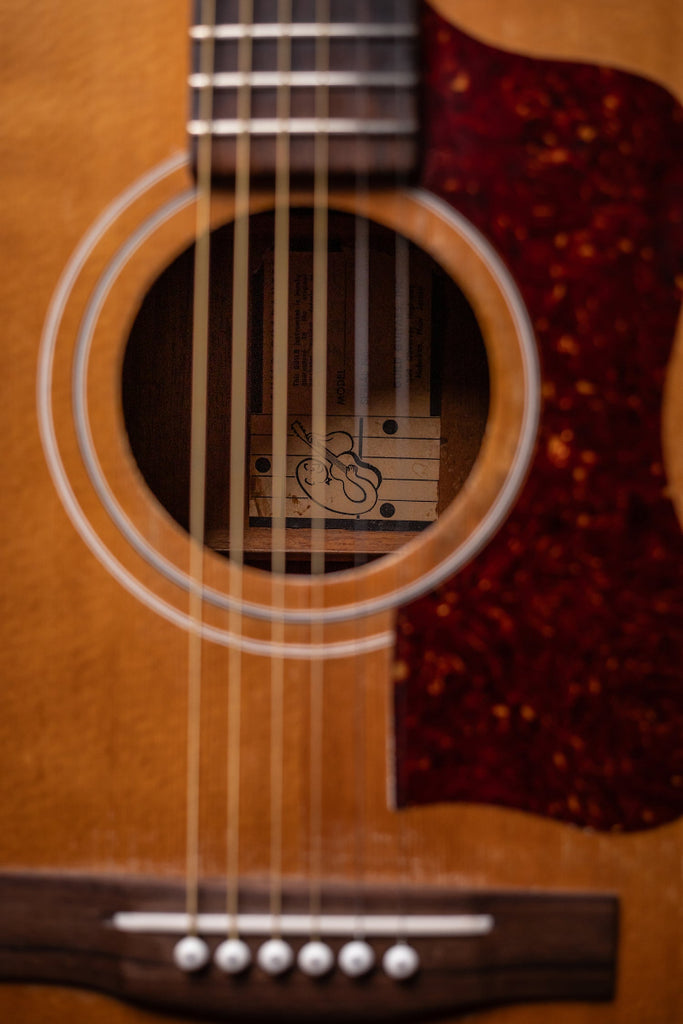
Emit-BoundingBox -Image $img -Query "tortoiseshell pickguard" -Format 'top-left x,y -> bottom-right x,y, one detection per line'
394,9 -> 683,832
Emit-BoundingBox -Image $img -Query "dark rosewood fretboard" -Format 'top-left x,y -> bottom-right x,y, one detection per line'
189,0 -> 419,178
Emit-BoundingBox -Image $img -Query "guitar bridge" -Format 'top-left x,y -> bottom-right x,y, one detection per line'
0,873 -> 618,1021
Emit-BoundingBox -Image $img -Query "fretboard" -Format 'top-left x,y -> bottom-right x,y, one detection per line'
188,0 -> 419,179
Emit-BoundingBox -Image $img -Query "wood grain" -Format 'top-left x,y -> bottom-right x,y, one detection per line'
0,875 -> 617,1020
0,2 -> 681,1023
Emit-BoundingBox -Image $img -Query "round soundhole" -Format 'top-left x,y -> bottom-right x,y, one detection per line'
122,208 -> 490,575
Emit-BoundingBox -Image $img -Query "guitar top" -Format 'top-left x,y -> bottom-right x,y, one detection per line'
0,1 -> 681,1023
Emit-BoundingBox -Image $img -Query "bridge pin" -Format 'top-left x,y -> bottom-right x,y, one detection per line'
214,937 -> 252,974
337,939 -> 375,978
297,939 -> 335,977
172,935 -> 210,972
382,942 -> 420,980
257,937 -> 294,976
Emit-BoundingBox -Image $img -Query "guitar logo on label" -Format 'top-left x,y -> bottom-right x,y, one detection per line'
291,420 -> 382,516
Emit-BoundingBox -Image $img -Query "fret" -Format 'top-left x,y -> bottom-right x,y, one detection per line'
189,70 -> 419,89
189,2 -> 420,177
190,23 -> 418,41
188,116 -> 418,136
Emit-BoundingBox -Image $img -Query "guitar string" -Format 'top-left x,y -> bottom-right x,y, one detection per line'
351,3 -> 371,941
351,231 -> 370,941
268,0 -> 293,936
185,0 -> 217,934
307,0 -> 331,939
394,229 -> 411,945
187,0 -> 413,951
392,2 -> 413,942
225,0 -> 254,937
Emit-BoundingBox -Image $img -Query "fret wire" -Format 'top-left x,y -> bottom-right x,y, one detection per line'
190,23 -> 418,40
187,117 -> 417,135
189,70 -> 418,89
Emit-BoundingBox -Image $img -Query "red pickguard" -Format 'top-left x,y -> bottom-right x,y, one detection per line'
394,10 -> 683,832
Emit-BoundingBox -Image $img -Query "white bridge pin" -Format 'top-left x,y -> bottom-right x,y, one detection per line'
214,937 -> 252,974
257,937 -> 294,976
173,935 -> 210,972
337,939 -> 375,977
297,940 -> 335,977
382,942 -> 420,980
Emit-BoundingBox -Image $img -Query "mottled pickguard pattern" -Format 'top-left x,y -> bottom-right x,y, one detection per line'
394,9 -> 683,831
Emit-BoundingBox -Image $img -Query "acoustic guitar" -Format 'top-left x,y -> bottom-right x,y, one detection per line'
1,1 -> 681,1021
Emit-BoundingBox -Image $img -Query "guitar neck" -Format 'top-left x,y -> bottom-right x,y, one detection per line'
188,0 -> 420,178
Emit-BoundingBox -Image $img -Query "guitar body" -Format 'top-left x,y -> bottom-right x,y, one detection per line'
1,1 -> 681,1022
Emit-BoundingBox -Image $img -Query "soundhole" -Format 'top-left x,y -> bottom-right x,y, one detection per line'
122,208 -> 489,574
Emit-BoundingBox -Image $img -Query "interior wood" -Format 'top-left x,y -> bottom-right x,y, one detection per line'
121,207 -> 490,567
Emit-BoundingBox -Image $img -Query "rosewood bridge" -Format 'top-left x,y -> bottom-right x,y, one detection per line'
0,874 -> 617,1020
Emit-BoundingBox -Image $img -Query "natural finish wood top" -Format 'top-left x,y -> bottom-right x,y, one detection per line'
0,2 -> 681,1023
